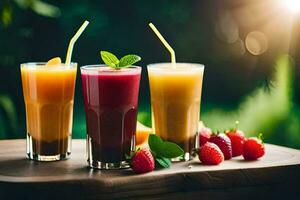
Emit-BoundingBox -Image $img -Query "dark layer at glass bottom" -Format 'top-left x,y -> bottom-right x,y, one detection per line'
27,134 -> 71,161
87,135 -> 133,169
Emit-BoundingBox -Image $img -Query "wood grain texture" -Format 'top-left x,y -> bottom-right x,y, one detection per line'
0,139 -> 300,200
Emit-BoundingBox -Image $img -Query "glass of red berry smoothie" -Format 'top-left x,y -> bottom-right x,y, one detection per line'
81,65 -> 141,169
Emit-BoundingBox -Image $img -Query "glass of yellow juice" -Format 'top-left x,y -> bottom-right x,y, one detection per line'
21,62 -> 77,161
147,63 -> 204,161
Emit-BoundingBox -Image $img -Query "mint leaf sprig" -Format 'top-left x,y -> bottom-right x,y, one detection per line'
148,134 -> 184,168
100,51 -> 141,69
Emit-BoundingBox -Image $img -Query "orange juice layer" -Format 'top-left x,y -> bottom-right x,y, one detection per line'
21,64 -> 77,143
148,64 -> 203,145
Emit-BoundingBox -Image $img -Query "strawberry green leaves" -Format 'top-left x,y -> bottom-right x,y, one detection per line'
148,134 -> 184,168
100,51 -> 141,69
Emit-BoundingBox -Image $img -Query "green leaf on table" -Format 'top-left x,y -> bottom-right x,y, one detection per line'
148,134 -> 164,156
100,51 -> 119,68
148,134 -> 184,159
160,142 -> 184,158
119,55 -> 141,67
156,157 -> 171,168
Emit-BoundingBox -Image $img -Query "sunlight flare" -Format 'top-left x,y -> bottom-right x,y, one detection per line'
281,0 -> 300,14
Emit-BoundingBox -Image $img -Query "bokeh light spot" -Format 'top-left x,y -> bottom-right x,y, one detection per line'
214,11 -> 239,44
281,0 -> 300,14
245,31 -> 268,56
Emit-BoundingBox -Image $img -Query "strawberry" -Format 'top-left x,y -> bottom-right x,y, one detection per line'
226,129 -> 245,157
209,133 -> 232,160
131,149 -> 155,174
243,136 -> 265,160
199,142 -> 224,165
199,127 -> 212,146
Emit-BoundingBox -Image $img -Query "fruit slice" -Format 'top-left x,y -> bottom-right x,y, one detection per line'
46,57 -> 61,66
136,121 -> 152,146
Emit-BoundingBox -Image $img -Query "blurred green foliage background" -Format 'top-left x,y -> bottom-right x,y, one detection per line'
0,0 -> 300,149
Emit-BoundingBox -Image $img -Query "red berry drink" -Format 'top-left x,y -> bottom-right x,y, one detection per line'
81,65 -> 141,169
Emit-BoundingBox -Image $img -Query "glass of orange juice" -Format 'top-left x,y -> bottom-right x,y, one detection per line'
147,63 -> 204,161
21,62 -> 77,161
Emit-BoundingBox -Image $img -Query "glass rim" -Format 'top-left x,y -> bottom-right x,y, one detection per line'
80,65 -> 141,75
147,62 -> 205,70
21,62 -> 77,68
80,64 -> 141,70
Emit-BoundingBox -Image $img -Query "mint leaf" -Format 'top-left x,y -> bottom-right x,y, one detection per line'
100,51 -> 141,69
156,157 -> 171,168
160,142 -> 184,158
119,55 -> 141,67
100,51 -> 119,68
148,134 -> 184,159
148,134 -> 164,156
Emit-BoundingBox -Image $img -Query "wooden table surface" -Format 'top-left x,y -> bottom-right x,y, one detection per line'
0,139 -> 300,200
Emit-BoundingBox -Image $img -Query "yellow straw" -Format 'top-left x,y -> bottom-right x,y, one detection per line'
148,22 -> 176,65
65,20 -> 89,65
